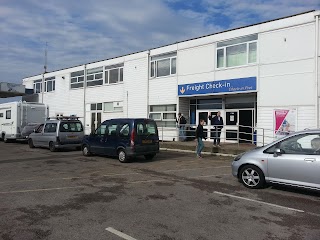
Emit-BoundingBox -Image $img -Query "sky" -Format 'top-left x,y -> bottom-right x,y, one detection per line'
0,0 -> 319,87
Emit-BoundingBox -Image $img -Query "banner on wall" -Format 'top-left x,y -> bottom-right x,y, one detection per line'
274,109 -> 297,138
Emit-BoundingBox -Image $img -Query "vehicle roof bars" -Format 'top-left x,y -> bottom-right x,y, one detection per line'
47,115 -> 81,120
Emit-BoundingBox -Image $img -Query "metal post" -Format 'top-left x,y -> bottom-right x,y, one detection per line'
237,125 -> 239,149
162,125 -> 164,142
262,128 -> 265,146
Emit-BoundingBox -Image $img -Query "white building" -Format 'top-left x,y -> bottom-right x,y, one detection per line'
23,10 -> 320,145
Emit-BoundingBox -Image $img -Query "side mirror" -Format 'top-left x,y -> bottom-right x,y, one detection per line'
274,148 -> 284,157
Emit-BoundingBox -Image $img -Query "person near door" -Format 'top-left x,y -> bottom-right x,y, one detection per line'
195,119 -> 206,158
209,111 -> 224,146
176,113 -> 187,141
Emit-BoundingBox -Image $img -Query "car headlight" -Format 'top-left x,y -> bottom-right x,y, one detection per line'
234,152 -> 245,161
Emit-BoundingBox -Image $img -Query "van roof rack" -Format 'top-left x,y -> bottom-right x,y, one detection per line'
47,115 -> 81,120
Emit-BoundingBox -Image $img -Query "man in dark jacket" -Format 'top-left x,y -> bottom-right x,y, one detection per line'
195,119 -> 206,158
209,111 -> 223,146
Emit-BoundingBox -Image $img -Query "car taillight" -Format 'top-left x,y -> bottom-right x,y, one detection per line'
130,129 -> 136,148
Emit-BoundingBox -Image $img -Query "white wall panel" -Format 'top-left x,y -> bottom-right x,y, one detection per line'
149,77 -> 177,105
178,44 -> 215,76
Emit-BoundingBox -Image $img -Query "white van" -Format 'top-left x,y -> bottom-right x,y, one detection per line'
0,101 -> 48,142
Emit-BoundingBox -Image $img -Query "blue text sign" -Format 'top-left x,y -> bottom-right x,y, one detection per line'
178,77 -> 257,96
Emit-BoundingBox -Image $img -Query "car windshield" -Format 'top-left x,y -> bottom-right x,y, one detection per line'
60,122 -> 83,132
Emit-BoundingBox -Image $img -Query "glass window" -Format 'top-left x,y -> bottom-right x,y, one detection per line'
6,110 -> 11,119
91,104 -> 97,111
45,77 -> 55,92
109,68 -> 119,84
150,61 -> 155,78
104,102 -> 113,112
226,43 -> 247,67
107,124 -> 118,136
105,71 -> 109,84
120,68 -> 123,82
119,123 -> 130,137
95,124 -> 107,135
217,49 -> 224,68
149,104 -> 177,128
60,122 -> 83,132
33,80 -> 42,93
163,113 -> 175,120
171,58 -> 176,74
249,42 -> 257,63
0,113 -> 3,118
44,123 -> 57,133
103,102 -> 123,112
150,113 -> 161,120
136,121 -> 157,135
70,70 -> 85,89
157,59 -> 170,77
97,103 -> 102,111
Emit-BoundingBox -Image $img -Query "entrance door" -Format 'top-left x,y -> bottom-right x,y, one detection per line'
91,112 -> 102,133
239,110 -> 253,143
196,110 -> 224,140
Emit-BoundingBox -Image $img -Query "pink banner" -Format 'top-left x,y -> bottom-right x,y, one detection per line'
274,110 -> 289,134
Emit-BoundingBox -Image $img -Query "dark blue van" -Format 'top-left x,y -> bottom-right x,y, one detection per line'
82,118 -> 159,163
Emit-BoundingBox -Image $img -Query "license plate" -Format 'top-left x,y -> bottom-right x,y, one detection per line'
67,135 -> 78,139
142,140 -> 152,144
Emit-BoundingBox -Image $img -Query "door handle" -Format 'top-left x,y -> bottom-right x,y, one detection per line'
304,158 -> 316,162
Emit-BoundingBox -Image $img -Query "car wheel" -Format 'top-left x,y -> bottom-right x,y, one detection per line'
28,139 -> 35,148
82,145 -> 91,156
49,142 -> 56,152
118,149 -> 128,163
144,154 -> 156,160
239,165 -> 265,189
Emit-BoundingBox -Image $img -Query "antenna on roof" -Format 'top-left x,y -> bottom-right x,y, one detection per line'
44,41 -> 48,73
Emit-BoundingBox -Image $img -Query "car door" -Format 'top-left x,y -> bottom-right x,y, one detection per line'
267,133 -> 320,189
88,123 -> 108,154
32,124 -> 44,146
103,122 -> 119,156
42,123 -> 57,147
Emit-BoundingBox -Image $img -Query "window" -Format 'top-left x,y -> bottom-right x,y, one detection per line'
119,123 -> 130,137
0,113 -> 3,118
149,104 -> 176,127
91,103 -> 103,111
45,77 -> 55,92
265,133 -> 320,155
150,52 -> 177,78
105,63 -> 124,84
106,124 -> 118,136
104,101 -> 123,112
95,124 -> 107,135
136,121 -> 157,135
216,34 -> 258,69
59,122 -> 83,132
44,123 -> 57,133
6,110 -> 11,119
70,70 -> 84,89
87,67 -> 103,87
33,79 -> 42,93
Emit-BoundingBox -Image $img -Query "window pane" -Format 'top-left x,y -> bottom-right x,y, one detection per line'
119,124 -> 130,136
157,59 -> 170,77
226,43 -> 247,67
95,73 -> 103,79
47,81 -> 52,92
78,76 -> 84,82
96,124 -> 107,135
164,121 -> 176,127
150,113 -> 161,120
91,104 -> 96,110
217,49 -> 224,68
171,58 -> 176,74
87,75 -> 94,81
166,105 -> 176,111
150,105 -> 166,112
6,110 -> 11,119
107,124 -> 118,136
217,34 -> 258,48
119,68 -> 123,82
104,102 -> 113,112
97,103 -> 102,110
150,61 -> 155,77
87,80 -> 103,86
248,42 -> 257,63
163,113 -> 175,120
109,69 -> 119,83
71,70 -> 84,77
71,83 -> 83,89
71,77 -> 77,83
105,71 -> 109,84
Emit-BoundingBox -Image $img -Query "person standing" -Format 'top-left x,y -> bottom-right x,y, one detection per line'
195,119 -> 206,158
209,111 -> 224,146
176,113 -> 187,141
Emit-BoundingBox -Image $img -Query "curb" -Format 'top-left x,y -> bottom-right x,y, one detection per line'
160,148 -> 237,157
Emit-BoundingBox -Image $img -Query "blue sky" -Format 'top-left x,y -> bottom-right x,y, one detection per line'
0,0 -> 319,87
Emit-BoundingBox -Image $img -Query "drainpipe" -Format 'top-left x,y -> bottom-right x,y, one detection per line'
147,50 -> 150,118
41,73 -> 44,103
83,64 -> 87,133
315,11 -> 320,128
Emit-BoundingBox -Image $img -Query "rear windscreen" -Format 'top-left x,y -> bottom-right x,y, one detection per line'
136,121 -> 158,136
60,122 -> 83,132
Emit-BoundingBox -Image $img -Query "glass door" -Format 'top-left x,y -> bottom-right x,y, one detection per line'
91,112 -> 101,133
196,110 -> 224,141
225,110 -> 239,142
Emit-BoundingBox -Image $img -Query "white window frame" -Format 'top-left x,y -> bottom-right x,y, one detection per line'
103,101 -> 124,113
216,38 -> 258,69
149,105 -> 177,128
150,56 -> 177,79
86,67 -> 103,87
33,80 -> 42,93
70,70 -> 85,89
45,77 -> 55,92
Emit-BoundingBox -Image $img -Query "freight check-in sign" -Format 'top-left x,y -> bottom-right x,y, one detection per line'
178,77 -> 257,96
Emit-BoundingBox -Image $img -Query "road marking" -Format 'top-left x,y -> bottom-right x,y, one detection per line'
163,166 -> 229,172
106,227 -> 137,240
0,186 -> 84,194
214,191 -> 305,213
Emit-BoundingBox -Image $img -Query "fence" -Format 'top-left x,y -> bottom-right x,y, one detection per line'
157,123 -> 291,147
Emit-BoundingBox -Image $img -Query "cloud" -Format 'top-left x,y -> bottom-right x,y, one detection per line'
0,0 -> 319,84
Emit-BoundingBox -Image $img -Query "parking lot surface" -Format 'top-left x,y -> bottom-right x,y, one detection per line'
0,142 -> 319,240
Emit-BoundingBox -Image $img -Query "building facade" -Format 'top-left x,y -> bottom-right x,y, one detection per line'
23,11 -> 320,145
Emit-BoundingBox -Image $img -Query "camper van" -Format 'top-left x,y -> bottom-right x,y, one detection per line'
0,101 -> 48,142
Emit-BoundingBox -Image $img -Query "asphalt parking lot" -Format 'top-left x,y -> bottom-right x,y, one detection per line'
0,142 -> 319,240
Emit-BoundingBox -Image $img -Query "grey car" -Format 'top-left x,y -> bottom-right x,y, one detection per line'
28,117 -> 84,152
232,129 -> 320,190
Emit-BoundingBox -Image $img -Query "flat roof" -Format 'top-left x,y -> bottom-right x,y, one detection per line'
0,82 -> 33,98
24,10 -> 315,79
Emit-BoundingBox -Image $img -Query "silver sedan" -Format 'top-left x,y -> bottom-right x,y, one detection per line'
232,130 -> 320,190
